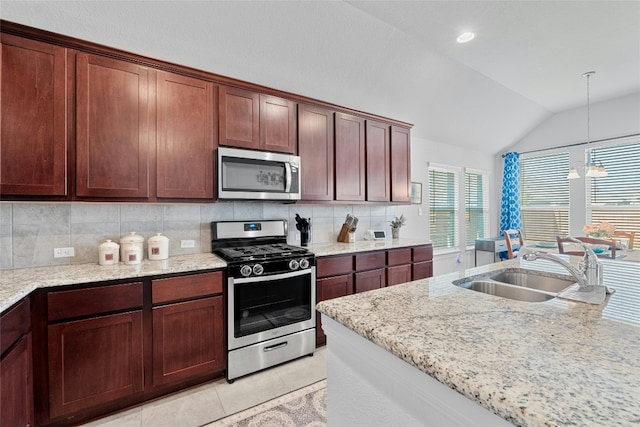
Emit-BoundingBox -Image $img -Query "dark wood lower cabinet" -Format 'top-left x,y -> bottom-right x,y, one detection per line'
413,261 -> 433,280
152,296 -> 224,386
387,264 -> 412,286
47,311 -> 144,419
355,268 -> 386,293
1,333 -> 34,427
316,274 -> 353,345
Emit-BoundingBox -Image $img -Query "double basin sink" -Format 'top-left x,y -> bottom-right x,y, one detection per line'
453,268 -> 577,302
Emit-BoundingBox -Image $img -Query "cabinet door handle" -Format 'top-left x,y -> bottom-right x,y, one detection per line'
264,341 -> 288,352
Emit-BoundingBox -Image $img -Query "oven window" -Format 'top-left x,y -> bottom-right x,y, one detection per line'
234,273 -> 311,338
222,157 -> 286,192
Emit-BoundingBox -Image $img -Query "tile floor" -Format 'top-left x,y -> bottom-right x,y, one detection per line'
82,346 -> 327,427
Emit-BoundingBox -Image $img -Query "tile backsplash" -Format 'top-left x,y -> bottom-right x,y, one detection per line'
0,202 -> 400,269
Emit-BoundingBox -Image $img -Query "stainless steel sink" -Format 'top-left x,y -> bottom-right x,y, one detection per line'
489,271 -> 575,293
453,268 -> 576,302
457,280 -> 556,302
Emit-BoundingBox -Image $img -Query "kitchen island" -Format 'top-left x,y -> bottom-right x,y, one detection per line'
317,256 -> 640,426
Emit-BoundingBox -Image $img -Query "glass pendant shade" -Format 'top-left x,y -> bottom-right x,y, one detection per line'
566,168 -> 580,179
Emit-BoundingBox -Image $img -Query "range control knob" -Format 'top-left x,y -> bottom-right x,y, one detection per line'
299,258 -> 310,269
288,259 -> 300,270
252,264 -> 264,276
240,265 -> 252,277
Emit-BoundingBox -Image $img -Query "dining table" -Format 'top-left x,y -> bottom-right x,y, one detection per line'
525,240 -> 640,263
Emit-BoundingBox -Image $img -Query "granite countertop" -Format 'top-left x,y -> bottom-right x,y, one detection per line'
317,257 -> 640,427
307,238 -> 431,257
0,254 -> 227,312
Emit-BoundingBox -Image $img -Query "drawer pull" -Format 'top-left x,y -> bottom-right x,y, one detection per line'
264,341 -> 288,352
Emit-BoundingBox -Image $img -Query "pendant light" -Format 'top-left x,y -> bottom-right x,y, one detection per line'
567,71 -> 608,179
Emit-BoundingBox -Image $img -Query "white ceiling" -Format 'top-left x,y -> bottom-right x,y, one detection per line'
1,1 -> 639,154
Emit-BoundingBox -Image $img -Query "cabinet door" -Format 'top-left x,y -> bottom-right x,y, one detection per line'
355,268 -> 385,293
156,71 -> 214,199
76,53 -> 150,198
365,120 -> 390,202
152,296 -> 224,386
413,260 -> 433,280
1,34 -> 67,196
218,86 -> 259,150
316,274 -> 353,344
387,264 -> 412,286
48,311 -> 143,418
1,334 -> 33,427
335,112 -> 365,201
260,95 -> 296,154
390,126 -> 411,203
298,104 -> 334,201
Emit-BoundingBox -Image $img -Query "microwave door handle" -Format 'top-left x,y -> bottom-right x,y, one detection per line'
284,162 -> 292,193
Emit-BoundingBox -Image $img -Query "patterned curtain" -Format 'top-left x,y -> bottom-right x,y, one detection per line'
500,152 -> 522,233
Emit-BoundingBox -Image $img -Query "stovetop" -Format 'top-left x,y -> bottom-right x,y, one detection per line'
215,243 -> 311,262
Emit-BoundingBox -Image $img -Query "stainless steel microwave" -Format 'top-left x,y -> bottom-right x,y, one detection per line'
217,147 -> 301,201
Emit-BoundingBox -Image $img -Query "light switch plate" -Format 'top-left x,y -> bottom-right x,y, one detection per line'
54,247 -> 75,258
181,240 -> 195,248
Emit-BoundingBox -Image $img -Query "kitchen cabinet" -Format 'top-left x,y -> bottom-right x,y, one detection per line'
390,126 -> 411,203
1,298 -> 33,427
315,255 -> 354,345
335,112 -> 366,201
219,86 -> 296,154
412,245 -> 434,280
46,283 -> 144,419
354,251 -> 386,292
151,272 -> 225,387
386,248 -> 412,286
298,104 -> 334,201
1,34 -> 68,196
365,120 -> 391,202
156,71 -> 215,199
76,53 -> 151,198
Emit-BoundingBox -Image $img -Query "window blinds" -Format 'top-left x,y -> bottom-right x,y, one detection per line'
465,171 -> 489,246
429,167 -> 458,249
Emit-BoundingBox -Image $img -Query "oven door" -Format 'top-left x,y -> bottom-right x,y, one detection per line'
217,147 -> 301,201
228,267 -> 315,350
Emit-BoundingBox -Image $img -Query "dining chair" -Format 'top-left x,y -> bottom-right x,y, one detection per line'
613,230 -> 635,249
556,236 -> 616,258
503,229 -> 523,259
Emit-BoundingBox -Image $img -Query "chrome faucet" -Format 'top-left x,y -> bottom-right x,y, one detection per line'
522,237 -> 603,291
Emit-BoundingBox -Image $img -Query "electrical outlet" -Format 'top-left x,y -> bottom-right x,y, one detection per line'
181,240 -> 195,248
54,247 -> 75,258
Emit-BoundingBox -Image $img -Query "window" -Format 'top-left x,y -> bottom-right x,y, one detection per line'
520,152 -> 570,241
587,141 -> 640,249
429,166 -> 458,249
465,169 -> 489,246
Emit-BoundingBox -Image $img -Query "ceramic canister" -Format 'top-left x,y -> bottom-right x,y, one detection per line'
148,233 -> 169,261
98,239 -> 120,266
122,242 -> 142,265
120,232 -> 145,261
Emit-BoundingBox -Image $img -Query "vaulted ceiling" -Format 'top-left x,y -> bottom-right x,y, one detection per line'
2,1 -> 639,154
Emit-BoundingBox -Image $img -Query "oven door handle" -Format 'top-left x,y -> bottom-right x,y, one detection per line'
264,341 -> 288,352
232,267 -> 313,284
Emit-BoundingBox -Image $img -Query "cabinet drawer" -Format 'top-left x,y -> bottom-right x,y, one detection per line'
413,245 -> 433,262
1,297 -> 30,356
152,271 -> 224,304
355,268 -> 386,293
317,255 -> 353,278
355,251 -> 386,271
387,264 -> 412,286
48,282 -> 143,321
387,248 -> 412,266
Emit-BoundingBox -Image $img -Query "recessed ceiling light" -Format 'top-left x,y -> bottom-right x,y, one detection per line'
456,32 -> 475,43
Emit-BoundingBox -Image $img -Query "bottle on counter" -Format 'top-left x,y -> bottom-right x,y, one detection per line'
148,233 -> 169,260
98,239 -> 119,266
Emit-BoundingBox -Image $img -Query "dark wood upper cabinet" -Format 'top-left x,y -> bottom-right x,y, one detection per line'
335,112 -> 366,201
219,86 -> 296,154
218,86 -> 260,150
75,53 -> 150,198
390,125 -> 411,203
156,71 -> 214,199
1,34 -> 67,196
260,94 -> 296,154
365,120 -> 391,202
298,104 -> 334,201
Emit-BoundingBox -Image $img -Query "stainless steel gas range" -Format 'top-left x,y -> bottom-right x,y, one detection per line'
211,220 -> 316,382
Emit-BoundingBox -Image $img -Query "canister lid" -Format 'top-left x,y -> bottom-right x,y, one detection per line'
121,231 -> 144,244
148,233 -> 169,244
99,239 -> 119,250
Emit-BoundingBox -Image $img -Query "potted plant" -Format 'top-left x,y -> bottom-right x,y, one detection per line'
389,215 -> 406,239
